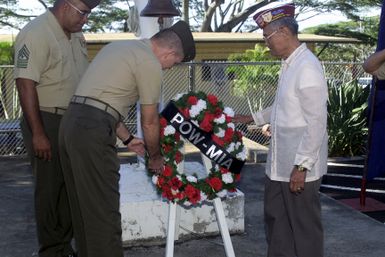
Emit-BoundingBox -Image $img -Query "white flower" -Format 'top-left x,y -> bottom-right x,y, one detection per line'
227,122 -> 235,130
152,175 -> 158,185
227,142 -> 235,153
164,125 -> 176,136
214,114 -> 226,124
200,192 -> 208,202
197,99 -> 207,110
222,173 -> 234,184
236,148 -> 247,161
173,93 -> 186,101
189,105 -> 201,118
215,128 -> 225,138
186,175 -> 198,183
216,189 -> 228,198
224,107 -> 234,117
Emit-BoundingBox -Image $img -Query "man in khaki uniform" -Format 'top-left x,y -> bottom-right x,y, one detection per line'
58,20 -> 195,257
13,1 -> 100,256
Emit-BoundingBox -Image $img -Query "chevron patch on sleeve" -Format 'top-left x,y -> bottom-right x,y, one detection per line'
16,44 -> 30,68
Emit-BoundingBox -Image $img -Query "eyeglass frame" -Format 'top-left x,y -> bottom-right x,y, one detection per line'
65,0 -> 91,18
263,29 -> 279,41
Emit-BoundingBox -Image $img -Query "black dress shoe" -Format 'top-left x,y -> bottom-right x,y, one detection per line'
63,253 -> 77,257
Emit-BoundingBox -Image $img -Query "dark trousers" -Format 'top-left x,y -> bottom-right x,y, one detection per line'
264,177 -> 324,257
59,103 -> 123,257
21,112 -> 74,257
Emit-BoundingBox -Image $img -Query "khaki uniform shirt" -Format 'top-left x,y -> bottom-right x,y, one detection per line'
253,44 -> 328,182
14,10 -> 89,108
75,39 -> 162,117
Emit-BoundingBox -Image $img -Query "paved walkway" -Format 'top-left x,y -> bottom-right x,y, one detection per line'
1,154 -> 385,257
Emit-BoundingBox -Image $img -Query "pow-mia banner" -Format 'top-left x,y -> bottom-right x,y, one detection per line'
161,102 -> 245,174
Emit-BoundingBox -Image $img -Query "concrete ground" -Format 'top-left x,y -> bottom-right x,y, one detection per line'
1,153 -> 385,257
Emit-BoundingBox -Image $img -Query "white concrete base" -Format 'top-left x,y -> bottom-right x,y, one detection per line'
119,162 -> 245,246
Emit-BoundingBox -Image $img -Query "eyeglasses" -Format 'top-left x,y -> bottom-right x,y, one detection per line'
263,30 -> 279,41
65,0 -> 91,18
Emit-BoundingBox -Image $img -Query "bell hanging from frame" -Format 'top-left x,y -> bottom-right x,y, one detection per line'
140,0 -> 180,17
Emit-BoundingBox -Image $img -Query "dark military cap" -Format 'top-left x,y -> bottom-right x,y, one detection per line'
80,0 -> 101,9
168,21 -> 196,62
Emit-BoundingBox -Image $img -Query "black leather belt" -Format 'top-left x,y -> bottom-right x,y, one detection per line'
71,95 -> 121,121
40,106 -> 66,115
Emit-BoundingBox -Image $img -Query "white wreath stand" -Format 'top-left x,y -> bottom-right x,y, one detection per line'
165,149 -> 236,257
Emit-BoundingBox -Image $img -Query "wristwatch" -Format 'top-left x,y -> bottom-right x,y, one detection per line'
123,134 -> 135,145
295,165 -> 308,172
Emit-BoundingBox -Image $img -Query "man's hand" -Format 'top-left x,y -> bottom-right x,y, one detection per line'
289,166 -> 306,194
148,155 -> 164,174
127,137 -> 145,157
261,124 -> 271,137
32,133 -> 51,161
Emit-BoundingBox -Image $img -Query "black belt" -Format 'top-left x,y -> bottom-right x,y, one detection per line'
71,95 -> 121,121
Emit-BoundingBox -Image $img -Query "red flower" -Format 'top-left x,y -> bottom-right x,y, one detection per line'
234,173 -> 241,182
220,167 -> 230,174
188,96 -> 198,105
185,185 -> 201,204
157,176 -> 165,187
181,108 -> 190,118
175,132 -> 180,141
200,112 -> 214,132
212,135 -> 225,147
162,165 -> 173,177
163,144 -> 173,154
207,94 -> 218,106
175,151 -> 183,163
214,107 -> 222,118
160,117 -> 168,128
225,115 -> 232,123
207,177 -> 223,191
224,128 -> 234,142
170,177 -> 183,190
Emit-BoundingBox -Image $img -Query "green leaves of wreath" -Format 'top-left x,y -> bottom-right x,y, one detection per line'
149,91 -> 247,206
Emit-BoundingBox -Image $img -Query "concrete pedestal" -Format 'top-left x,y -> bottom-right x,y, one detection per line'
119,162 -> 245,246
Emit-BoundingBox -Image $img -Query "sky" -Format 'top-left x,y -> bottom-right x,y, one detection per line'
0,0 -> 382,34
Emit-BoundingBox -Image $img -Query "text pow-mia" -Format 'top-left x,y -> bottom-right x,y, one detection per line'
170,113 -> 233,170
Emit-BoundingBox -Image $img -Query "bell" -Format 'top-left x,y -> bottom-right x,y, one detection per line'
140,0 -> 180,17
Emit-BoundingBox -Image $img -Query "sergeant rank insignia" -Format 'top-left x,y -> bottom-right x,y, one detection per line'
17,44 -> 30,68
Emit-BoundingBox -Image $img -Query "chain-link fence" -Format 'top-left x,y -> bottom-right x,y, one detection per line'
0,62 -> 372,156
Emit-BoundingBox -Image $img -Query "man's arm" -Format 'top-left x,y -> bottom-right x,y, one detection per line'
140,103 -> 163,171
363,49 -> 385,74
115,121 -> 145,156
16,78 -> 51,161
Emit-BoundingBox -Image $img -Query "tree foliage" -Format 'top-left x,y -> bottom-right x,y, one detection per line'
0,0 -> 131,32
0,0 -> 382,33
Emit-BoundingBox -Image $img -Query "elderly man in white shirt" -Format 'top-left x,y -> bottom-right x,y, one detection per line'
235,3 -> 328,257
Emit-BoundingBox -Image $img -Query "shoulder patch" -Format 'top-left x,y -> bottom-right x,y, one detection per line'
16,44 -> 30,68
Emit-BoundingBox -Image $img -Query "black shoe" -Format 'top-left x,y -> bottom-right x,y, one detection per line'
63,253 -> 77,257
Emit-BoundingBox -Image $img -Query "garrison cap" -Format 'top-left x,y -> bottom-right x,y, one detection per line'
253,3 -> 295,29
168,21 -> 196,62
79,0 -> 101,9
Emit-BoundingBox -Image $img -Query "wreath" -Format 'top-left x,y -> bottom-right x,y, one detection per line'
149,91 -> 247,206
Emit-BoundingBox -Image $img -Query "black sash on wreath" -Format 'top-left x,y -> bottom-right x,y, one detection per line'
161,101 -> 245,174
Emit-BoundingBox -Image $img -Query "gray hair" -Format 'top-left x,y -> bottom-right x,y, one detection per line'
269,17 -> 299,35
152,29 -> 184,59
